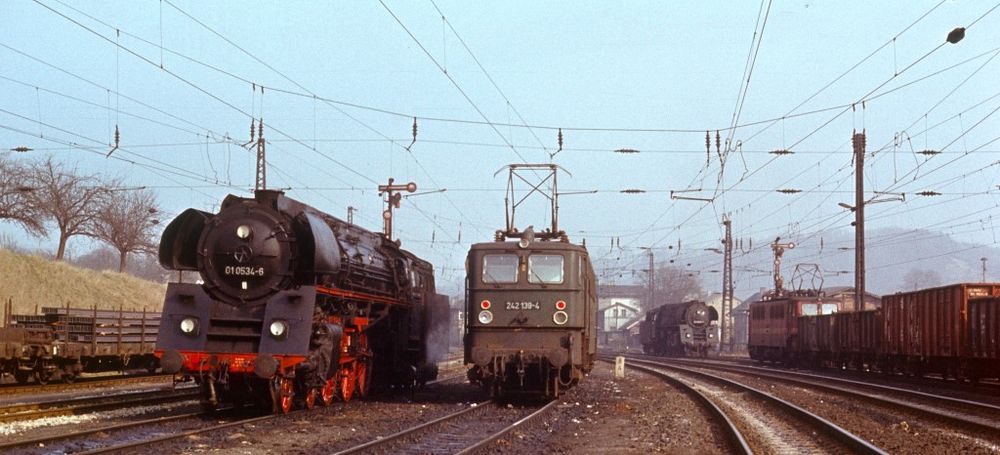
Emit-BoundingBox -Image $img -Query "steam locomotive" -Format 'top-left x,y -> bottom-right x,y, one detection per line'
640,300 -> 719,357
156,190 -> 448,412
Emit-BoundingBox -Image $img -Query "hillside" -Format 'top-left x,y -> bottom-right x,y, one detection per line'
0,247 -> 166,316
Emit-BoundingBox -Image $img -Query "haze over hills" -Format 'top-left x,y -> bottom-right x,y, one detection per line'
748,228 -> 996,299
660,227 -> 1000,301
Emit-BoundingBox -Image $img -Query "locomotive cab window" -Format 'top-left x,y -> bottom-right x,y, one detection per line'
483,254 -> 518,283
528,254 -> 564,284
822,303 -> 839,314
800,303 -> 818,316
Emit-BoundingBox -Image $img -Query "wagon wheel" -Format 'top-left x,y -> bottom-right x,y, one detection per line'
13,369 -> 30,385
305,388 -> 318,410
34,369 -> 52,385
340,367 -> 357,402
321,378 -> 336,406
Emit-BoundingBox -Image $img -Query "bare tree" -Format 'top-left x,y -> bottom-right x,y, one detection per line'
24,158 -> 106,260
901,268 -> 943,291
92,187 -> 160,272
647,264 -> 704,312
0,154 -> 44,236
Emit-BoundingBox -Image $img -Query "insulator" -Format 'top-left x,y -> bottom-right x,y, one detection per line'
114,124 -> 120,146
558,128 -> 563,149
715,130 -> 721,153
705,131 -> 710,153
258,118 -> 264,138
411,117 -> 418,140
248,118 -> 255,142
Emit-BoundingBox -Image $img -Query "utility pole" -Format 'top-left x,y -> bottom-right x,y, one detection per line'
640,247 -> 655,309
347,206 -> 356,225
981,257 -> 988,282
255,119 -> 266,192
721,216 -> 733,352
853,130 -> 866,312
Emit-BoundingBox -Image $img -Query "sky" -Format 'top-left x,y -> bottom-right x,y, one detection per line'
2,1 -> 999,297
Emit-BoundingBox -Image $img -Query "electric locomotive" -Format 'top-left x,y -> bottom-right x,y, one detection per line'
155,188 -> 448,412
464,164 -> 598,398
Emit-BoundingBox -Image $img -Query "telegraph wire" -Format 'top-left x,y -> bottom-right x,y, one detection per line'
378,0 -> 534,165
428,0 -> 550,157
33,0 -> 379,187
160,0 -> 484,240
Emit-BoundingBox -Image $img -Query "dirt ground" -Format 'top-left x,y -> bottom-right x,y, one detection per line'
493,360 -> 730,454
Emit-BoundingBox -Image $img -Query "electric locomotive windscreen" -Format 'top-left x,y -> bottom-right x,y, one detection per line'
528,254 -> 564,284
483,254 -> 518,283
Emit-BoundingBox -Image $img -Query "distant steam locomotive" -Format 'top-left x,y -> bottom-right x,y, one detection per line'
640,300 -> 719,357
156,189 -> 448,412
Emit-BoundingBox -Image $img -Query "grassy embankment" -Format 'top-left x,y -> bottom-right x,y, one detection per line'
0,248 -> 165,317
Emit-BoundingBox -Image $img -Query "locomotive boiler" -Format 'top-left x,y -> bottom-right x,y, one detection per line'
156,189 -> 448,412
640,300 -> 719,357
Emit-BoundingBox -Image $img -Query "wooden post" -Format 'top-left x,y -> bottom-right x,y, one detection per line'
140,307 -> 146,351
64,300 -> 70,343
117,304 -> 123,356
92,304 -> 98,355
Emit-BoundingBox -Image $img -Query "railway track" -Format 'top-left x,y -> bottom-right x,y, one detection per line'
611,356 -> 887,454
332,399 -> 556,455
0,385 -> 199,424
0,373 -> 173,396
14,371 -> 472,454
656,356 -> 1000,435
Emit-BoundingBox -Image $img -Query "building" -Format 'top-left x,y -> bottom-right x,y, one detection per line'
597,284 -> 645,349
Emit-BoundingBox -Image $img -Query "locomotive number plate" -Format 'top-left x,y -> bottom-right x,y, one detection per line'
505,301 -> 540,310
225,266 -> 265,277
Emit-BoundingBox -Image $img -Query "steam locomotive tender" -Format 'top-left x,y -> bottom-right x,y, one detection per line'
465,227 -> 598,398
156,190 -> 448,413
640,300 -> 719,357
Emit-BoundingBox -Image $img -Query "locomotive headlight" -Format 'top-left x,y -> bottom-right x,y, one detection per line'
553,311 -> 569,325
269,320 -> 288,338
236,224 -> 252,239
685,333 -> 692,338
478,310 -> 493,324
180,317 -> 199,335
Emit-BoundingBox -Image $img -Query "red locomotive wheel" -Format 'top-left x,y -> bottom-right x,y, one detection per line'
272,377 -> 294,414
356,360 -> 370,398
340,368 -> 356,402
322,378 -> 335,406
305,388 -> 317,410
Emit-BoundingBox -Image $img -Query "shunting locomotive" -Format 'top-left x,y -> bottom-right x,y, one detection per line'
155,184 -> 448,413
465,164 -> 597,398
